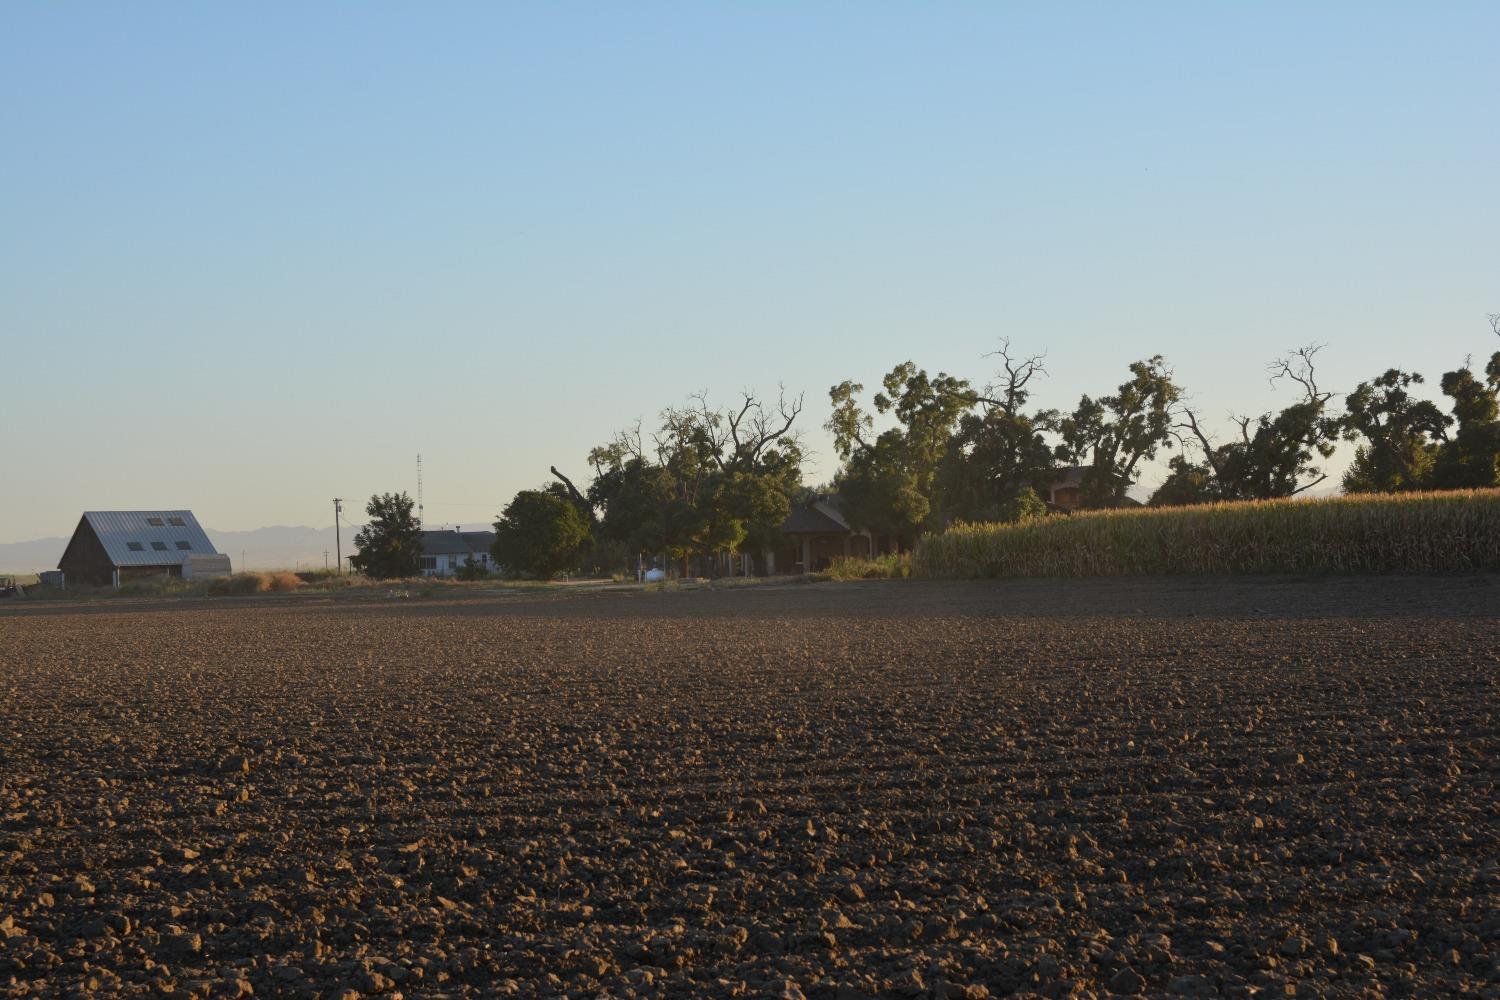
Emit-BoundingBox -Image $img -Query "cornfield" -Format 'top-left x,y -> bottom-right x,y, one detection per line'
913,489 -> 1500,578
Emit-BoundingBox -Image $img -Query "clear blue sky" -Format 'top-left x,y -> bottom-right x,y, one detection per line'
3,3 -> 1496,541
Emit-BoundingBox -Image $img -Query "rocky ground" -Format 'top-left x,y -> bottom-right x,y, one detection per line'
0,576 -> 1496,998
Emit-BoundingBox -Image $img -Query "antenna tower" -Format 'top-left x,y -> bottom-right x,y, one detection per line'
416,453 -> 424,522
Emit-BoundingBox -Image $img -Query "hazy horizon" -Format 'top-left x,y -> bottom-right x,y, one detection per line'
5,3 -> 1497,544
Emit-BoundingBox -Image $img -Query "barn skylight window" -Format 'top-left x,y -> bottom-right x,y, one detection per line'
167,517 -> 185,526
146,517 -> 165,527
151,541 -> 169,551
127,542 -> 145,551
175,541 -> 192,550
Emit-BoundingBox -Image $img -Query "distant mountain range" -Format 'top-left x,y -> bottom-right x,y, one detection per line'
0,524 -> 372,574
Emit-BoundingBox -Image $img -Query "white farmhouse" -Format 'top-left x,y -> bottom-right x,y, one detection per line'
418,528 -> 497,577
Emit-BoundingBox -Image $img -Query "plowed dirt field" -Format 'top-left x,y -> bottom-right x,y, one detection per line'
1,577 -> 1497,998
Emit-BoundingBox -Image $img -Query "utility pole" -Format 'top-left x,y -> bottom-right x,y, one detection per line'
324,550 -> 329,571
333,498 -> 344,574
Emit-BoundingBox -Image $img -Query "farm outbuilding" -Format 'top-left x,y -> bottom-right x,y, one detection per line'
58,510 -> 231,587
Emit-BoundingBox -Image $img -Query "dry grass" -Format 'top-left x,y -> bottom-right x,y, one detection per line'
110,573 -> 292,598
915,489 -> 1500,578
206,573 -> 271,595
199,571 -> 299,595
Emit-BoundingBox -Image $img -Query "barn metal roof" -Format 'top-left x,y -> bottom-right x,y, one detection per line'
82,510 -> 220,567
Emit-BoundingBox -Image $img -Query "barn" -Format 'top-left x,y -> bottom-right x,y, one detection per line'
58,510 -> 231,587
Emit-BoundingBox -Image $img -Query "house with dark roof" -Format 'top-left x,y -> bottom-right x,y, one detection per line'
1045,466 -> 1089,511
58,510 -> 231,587
1041,466 -> 1144,512
417,527 -> 497,577
775,495 -> 882,573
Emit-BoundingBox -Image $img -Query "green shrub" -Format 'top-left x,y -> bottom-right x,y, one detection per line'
825,552 -> 912,580
454,557 -> 491,581
117,576 -> 198,597
914,489 -> 1500,578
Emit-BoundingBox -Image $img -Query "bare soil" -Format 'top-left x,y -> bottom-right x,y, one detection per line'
1,577 -> 1496,998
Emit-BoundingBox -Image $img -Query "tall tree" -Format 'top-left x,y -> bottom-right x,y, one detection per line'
939,341 -> 1057,522
588,429 -> 679,565
1148,455 -> 1218,507
652,401 -> 741,572
1058,356 -> 1182,507
827,364 -> 971,544
492,490 -> 591,579
1165,346 -> 1343,503
587,389 -> 806,574
831,430 -> 931,546
721,468 -> 795,558
349,492 -> 423,579
1431,316 -> 1500,489
682,387 -> 805,474
1341,369 -> 1449,492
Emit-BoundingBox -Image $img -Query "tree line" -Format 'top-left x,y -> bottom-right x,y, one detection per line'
502,389 -> 807,578
348,316 -> 1500,578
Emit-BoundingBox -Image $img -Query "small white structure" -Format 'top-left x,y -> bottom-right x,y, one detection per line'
182,553 -> 233,579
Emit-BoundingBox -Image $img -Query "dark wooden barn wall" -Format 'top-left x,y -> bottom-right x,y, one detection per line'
57,517 -> 116,587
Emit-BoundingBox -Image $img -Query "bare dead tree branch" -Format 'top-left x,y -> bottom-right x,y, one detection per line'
588,423 -> 645,472
723,392 -> 756,461
1268,343 -> 1332,403
717,386 -> 805,467
679,392 -> 729,471
1232,414 -> 1254,447
549,466 -> 590,509
748,385 -> 804,461
1288,472 -> 1329,497
1173,407 -> 1227,481
966,338 -> 1049,414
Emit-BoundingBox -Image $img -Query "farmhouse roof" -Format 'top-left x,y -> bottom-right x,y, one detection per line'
77,510 -> 219,567
419,529 -> 495,557
781,495 -> 854,535
1040,467 -> 1145,508
1046,466 -> 1088,489
459,530 -> 495,550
